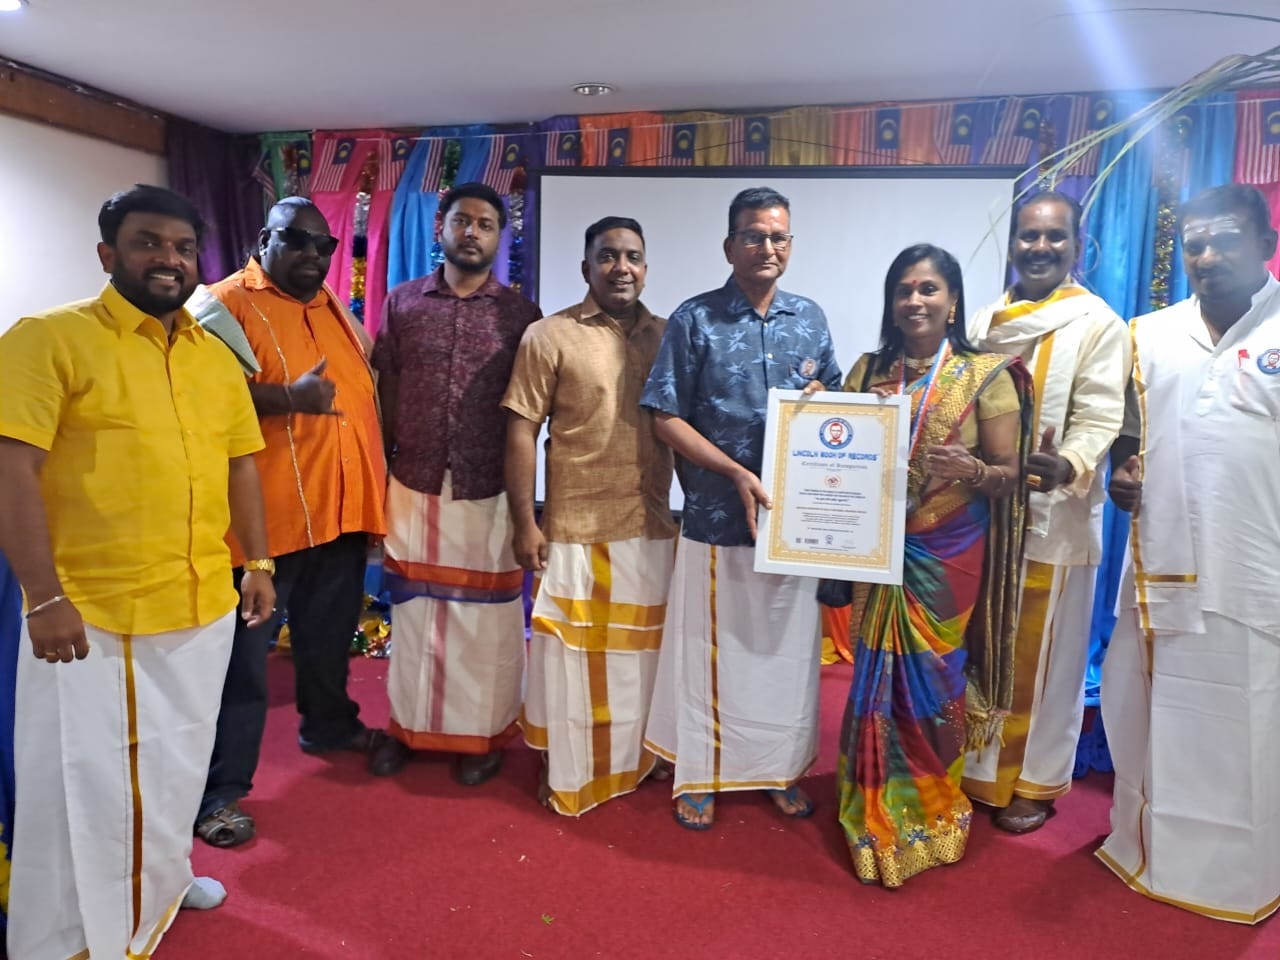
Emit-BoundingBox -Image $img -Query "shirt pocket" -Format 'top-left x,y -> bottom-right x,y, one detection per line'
1226,363 -> 1280,419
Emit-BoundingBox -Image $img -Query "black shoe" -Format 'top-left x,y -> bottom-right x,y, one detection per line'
368,736 -> 413,777
299,725 -> 383,756
453,750 -> 504,786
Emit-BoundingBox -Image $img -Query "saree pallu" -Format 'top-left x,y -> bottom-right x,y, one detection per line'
838,351 -> 1031,888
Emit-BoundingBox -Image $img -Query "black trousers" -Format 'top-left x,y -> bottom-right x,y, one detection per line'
199,532 -> 368,819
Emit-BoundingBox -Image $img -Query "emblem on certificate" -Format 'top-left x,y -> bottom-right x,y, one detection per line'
754,389 -> 910,584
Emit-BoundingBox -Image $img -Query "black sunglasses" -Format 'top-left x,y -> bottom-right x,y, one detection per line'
271,227 -> 340,257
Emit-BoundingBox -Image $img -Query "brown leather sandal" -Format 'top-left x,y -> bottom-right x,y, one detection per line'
195,801 -> 256,848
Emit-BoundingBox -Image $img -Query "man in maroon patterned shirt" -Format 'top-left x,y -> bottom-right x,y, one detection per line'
368,182 -> 541,783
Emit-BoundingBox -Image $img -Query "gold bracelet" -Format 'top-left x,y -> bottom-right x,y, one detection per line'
244,558 -> 276,576
965,458 -> 988,487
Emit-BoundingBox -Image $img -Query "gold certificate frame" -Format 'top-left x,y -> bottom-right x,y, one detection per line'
753,389 -> 909,584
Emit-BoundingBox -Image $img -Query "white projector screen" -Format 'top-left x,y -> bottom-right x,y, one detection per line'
533,171 -> 1016,508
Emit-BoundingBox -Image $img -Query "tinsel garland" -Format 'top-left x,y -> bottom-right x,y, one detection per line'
349,152 -> 378,321
281,144 -> 301,199
428,140 -> 464,270
1149,115 -> 1189,310
275,593 -> 392,659
352,594 -> 392,658
507,164 -> 528,293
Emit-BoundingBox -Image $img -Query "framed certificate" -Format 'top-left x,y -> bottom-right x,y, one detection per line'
754,389 -> 909,584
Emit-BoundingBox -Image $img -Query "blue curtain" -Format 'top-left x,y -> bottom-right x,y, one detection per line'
0,552 -> 21,932
1074,92 -> 1237,774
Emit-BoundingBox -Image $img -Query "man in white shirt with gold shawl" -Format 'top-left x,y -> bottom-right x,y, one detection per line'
963,191 -> 1131,833
1100,183 -> 1280,924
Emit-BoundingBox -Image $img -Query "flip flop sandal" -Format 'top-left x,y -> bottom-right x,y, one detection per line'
195,803 -> 256,848
767,785 -> 814,818
673,793 -> 715,831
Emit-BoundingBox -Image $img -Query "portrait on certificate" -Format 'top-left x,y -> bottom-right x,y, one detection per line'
754,389 -> 909,584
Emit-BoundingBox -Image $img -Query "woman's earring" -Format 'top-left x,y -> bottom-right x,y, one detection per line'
947,304 -> 956,325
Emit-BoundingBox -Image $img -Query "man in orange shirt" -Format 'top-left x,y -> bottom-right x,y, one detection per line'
198,197 -> 387,847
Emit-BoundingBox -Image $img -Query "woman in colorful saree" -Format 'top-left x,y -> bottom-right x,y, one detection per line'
836,244 -> 1032,888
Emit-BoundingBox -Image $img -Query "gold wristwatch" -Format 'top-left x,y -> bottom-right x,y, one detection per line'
244,558 -> 276,576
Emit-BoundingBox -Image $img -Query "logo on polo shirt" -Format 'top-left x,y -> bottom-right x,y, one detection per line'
1258,348 -> 1280,375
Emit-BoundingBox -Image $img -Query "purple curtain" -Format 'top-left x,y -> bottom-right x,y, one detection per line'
166,118 -> 266,283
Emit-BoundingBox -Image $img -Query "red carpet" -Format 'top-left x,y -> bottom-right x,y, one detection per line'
160,657 -> 1278,959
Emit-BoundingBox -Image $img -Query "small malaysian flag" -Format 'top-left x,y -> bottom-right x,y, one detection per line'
655,123 -> 692,166
980,98 -> 1036,166
857,106 -> 901,164
308,134 -> 346,193
482,135 -> 525,193
545,129 -> 582,167
1235,92 -> 1280,184
606,128 -> 630,167
935,101 -> 978,165
744,116 -> 770,157
418,137 -> 448,193
378,135 -> 411,192
726,115 -> 768,166
251,147 -> 277,204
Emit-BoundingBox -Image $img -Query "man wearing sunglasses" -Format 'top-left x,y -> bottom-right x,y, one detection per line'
197,197 -> 388,848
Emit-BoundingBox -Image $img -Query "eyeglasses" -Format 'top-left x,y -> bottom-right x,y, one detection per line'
732,231 -> 794,250
272,227 -> 340,257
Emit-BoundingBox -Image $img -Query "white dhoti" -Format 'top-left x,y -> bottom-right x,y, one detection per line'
521,537 -> 674,816
1097,608 -> 1280,924
383,474 -> 525,754
7,612 -> 234,960
963,559 -> 1095,806
644,538 -> 821,796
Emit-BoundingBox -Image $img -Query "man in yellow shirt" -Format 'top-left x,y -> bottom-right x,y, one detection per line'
0,185 -> 275,960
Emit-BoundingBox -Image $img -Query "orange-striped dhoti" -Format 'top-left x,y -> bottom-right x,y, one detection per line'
382,473 -> 525,754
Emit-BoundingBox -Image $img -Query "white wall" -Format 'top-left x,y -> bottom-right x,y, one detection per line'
536,172 -> 1015,507
0,114 -> 167,333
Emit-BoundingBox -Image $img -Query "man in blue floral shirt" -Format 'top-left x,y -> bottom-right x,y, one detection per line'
640,186 -> 841,830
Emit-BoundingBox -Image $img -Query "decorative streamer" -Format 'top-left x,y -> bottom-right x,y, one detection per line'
507,164 -> 528,294
1149,116 -> 1189,310
348,152 -> 379,321
281,144 -> 301,199
428,140 -> 464,271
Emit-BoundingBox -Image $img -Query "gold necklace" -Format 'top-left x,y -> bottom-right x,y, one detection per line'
901,353 -> 935,373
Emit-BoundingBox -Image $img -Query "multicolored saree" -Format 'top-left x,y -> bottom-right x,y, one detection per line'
837,350 -> 1031,888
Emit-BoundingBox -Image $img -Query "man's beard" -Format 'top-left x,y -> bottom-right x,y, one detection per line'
444,247 -> 495,274
112,269 -> 196,317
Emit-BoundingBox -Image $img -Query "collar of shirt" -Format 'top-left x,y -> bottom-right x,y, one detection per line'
1187,273 -> 1280,354
100,281 -> 200,342
578,293 -> 658,333
420,267 -> 505,301
720,276 -> 800,322
239,257 -> 332,309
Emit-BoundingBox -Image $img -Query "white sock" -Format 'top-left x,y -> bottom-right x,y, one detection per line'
181,876 -> 227,910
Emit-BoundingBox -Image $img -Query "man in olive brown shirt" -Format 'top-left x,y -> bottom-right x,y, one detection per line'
503,216 -> 676,816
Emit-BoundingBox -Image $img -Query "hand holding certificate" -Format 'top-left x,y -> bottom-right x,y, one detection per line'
754,388 -> 909,584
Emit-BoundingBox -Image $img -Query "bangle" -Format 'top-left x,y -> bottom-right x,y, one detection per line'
26,594 -> 68,619
965,458 -> 988,487
243,558 -> 276,576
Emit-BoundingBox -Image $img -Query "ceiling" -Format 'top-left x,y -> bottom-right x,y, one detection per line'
2,2 -> 1278,134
